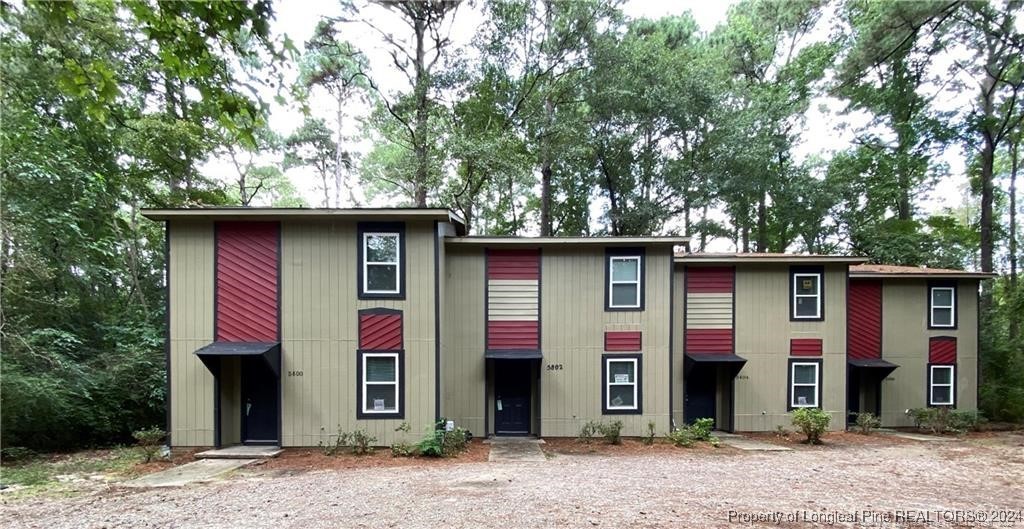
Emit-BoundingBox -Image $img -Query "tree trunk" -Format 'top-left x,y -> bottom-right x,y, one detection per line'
1009,133 -> 1019,341
539,96 -> 554,236
413,16 -> 429,207
755,190 -> 768,252
699,203 -> 708,252
334,93 -> 344,208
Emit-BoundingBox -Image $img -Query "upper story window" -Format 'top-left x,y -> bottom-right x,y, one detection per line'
928,283 -> 956,329
790,266 -> 824,321
789,359 -> 821,409
358,223 -> 405,299
606,248 -> 645,311
602,354 -> 642,414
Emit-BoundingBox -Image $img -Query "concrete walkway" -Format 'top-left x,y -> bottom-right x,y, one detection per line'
122,459 -> 255,488
716,433 -> 792,451
196,445 -> 283,459
486,437 -> 546,462
878,430 -> 960,442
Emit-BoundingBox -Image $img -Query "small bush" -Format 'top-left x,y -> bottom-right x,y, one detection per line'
578,420 -> 601,444
132,426 -> 166,463
319,426 -> 377,455
854,412 -> 881,435
641,421 -> 656,445
0,446 -> 36,462
790,408 -> 831,444
909,408 -> 986,435
774,425 -> 789,438
598,420 -> 623,445
667,418 -> 717,448
418,421 -> 469,457
391,422 -> 415,457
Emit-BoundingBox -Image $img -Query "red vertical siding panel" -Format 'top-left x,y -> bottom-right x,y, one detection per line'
604,331 -> 642,351
685,267 -> 735,293
359,314 -> 403,350
215,222 -> 279,342
790,338 -> 823,356
487,321 -> 539,350
684,329 -> 733,354
848,280 -> 882,360
929,337 -> 957,364
487,249 -> 540,280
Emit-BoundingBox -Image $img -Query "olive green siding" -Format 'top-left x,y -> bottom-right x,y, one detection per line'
878,280 -> 978,427
539,247 -> 673,437
671,267 -> 685,428
440,247 -> 487,435
732,264 -> 848,431
218,357 -> 241,446
168,220 -> 216,446
280,220 -> 438,446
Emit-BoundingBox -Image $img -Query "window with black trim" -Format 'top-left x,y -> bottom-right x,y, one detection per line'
605,248 -> 645,311
928,282 -> 956,329
790,266 -> 824,321
928,364 -> 955,406
602,354 -> 642,414
357,351 -> 404,419
357,222 -> 405,299
788,359 -> 821,409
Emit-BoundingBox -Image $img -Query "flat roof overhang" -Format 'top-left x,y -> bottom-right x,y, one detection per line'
448,236 -> 689,247
141,207 -> 467,233
484,349 -> 543,360
676,253 -> 867,264
195,341 -> 281,377
683,353 -> 747,377
849,272 -> 996,279
848,358 -> 899,379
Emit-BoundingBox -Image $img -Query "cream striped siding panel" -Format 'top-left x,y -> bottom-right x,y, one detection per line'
168,220 -> 216,446
732,264 -> 848,431
540,247 -> 673,437
879,280 -> 978,427
280,220 -> 438,446
685,294 -> 733,328
440,246 -> 487,435
487,281 -> 540,319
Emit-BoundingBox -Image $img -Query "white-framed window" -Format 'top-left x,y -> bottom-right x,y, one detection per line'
929,365 -> 955,406
790,361 -> 820,408
929,286 -> 955,328
792,272 -> 822,319
363,232 -> 400,294
361,352 -> 399,415
608,255 -> 642,309
604,356 -> 639,412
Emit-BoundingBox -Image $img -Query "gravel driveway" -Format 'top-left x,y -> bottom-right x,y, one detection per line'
3,435 -> 1023,528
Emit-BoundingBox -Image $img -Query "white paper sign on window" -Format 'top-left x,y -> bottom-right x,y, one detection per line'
373,399 -> 386,410
797,396 -> 807,405
614,374 -> 629,383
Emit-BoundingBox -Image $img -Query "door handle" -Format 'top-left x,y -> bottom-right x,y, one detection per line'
246,399 -> 252,416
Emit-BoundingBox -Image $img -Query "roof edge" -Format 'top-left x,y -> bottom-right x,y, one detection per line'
675,254 -> 867,264
446,236 -> 689,246
141,207 -> 466,227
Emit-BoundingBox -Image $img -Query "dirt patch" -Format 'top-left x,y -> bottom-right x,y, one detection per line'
542,437 -> 733,456
741,430 -> 914,449
253,438 -> 490,473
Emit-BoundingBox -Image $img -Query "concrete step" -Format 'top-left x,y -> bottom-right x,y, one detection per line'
195,445 -> 283,459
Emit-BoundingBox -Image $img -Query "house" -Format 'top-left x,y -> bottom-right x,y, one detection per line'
142,207 -> 991,447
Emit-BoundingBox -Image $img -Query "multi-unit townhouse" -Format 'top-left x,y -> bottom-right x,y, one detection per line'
143,207 -> 990,447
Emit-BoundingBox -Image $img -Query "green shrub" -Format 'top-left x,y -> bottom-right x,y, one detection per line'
667,418 -> 717,448
0,446 -> 36,462
391,422 -> 415,457
132,426 -> 166,463
319,426 -> 376,455
641,421 -> 656,445
417,421 -> 469,457
667,428 -> 694,447
909,408 -> 986,434
598,420 -> 623,445
854,412 -> 881,435
790,408 -> 831,444
577,420 -> 601,444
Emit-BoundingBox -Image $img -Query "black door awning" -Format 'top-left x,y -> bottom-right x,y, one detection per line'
485,349 -> 542,360
684,353 -> 747,377
195,342 -> 281,377
848,358 -> 899,379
